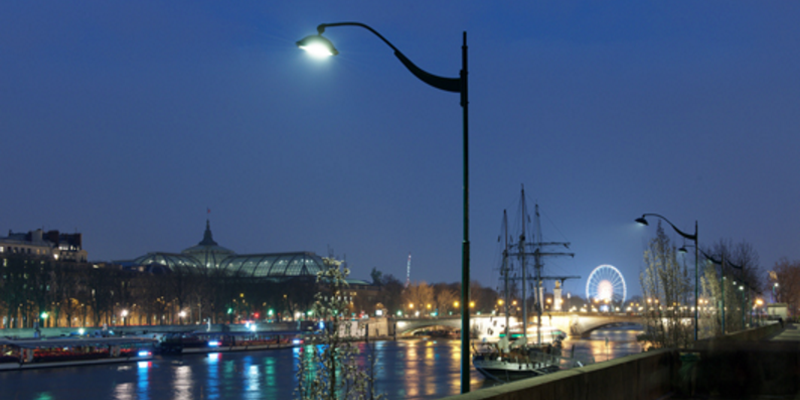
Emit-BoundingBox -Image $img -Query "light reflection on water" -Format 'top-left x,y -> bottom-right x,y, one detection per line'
137,362 -> 150,400
173,365 -> 192,400
2,326 -> 642,400
207,353 -> 220,399
113,382 -> 133,400
562,324 -> 644,363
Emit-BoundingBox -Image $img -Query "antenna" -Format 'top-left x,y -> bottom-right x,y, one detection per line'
405,253 -> 412,288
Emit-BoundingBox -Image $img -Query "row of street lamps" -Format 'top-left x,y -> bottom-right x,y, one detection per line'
636,213 -> 761,338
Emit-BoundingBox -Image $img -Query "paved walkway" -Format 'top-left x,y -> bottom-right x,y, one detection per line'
769,322 -> 800,341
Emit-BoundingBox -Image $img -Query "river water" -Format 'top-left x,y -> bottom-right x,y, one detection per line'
3,325 -> 642,400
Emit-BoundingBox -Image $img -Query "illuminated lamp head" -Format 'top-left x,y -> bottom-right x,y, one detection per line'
296,34 -> 339,58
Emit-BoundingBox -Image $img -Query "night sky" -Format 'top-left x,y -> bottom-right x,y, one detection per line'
2,2 -> 798,299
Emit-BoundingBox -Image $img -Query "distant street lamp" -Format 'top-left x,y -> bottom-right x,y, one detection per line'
755,298 -> 764,326
636,214 -> 699,341
773,282 -> 779,302
298,22 -> 471,393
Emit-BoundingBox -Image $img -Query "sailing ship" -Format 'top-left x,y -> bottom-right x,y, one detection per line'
472,186 -> 587,382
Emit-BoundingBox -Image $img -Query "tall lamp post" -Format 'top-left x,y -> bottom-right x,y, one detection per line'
297,23 -> 472,393
636,214 -> 699,341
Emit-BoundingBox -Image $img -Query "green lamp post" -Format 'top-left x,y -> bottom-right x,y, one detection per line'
298,22 -> 471,393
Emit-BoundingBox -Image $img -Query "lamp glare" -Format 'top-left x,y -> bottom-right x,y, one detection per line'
296,35 -> 338,58
301,43 -> 334,58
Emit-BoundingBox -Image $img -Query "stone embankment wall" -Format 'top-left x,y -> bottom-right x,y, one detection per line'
703,320 -> 782,342
443,322 -> 783,400
448,350 -> 676,400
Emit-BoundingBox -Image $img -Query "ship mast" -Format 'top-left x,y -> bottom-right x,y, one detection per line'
519,187 -> 528,343
504,186 -> 578,345
530,202 -> 576,345
534,204 -> 544,345
502,210 -> 510,338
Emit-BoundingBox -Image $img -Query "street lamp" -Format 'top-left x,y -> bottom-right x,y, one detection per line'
773,282 -> 779,302
637,213 -> 699,341
755,298 -> 764,326
298,22 -> 471,394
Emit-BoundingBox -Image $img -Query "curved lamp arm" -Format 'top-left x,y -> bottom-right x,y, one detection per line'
306,22 -> 463,93
696,247 -> 744,270
636,213 -> 697,241
298,21 -> 470,394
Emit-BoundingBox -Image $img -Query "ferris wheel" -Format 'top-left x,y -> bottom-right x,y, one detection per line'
586,264 -> 627,304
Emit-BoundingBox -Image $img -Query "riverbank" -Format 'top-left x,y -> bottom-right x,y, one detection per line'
0,321 -> 316,339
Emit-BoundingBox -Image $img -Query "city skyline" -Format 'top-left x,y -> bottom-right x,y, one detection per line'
2,2 -> 799,298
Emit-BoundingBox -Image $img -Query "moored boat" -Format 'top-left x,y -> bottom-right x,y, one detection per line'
472,335 -> 585,381
0,337 -> 156,371
157,330 -> 300,355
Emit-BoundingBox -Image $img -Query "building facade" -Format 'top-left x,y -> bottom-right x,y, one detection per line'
0,229 -> 87,263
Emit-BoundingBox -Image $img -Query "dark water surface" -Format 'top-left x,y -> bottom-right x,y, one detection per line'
3,326 -> 642,400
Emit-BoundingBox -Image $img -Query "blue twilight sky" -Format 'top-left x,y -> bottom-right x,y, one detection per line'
2,1 -> 799,299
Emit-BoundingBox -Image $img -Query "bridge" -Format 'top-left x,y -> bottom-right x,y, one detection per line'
394,312 -> 642,338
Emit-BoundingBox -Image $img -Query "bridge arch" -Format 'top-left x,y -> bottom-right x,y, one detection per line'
577,322 -> 642,338
393,313 -> 643,339
396,319 -> 460,336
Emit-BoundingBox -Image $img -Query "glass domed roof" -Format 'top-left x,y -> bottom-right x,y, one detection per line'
219,252 -> 327,278
181,220 -> 235,269
131,252 -> 206,272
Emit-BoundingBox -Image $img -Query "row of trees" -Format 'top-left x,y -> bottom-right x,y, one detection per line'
0,253 -> 505,330
639,222 -> 766,349
0,254 -> 320,329
366,269 -> 500,317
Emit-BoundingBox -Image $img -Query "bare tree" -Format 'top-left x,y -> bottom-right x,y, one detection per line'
375,274 -> 404,315
639,222 -> 693,349
402,282 -> 434,316
705,239 -> 762,332
773,258 -> 800,316
432,283 -> 458,315
52,262 -> 85,327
